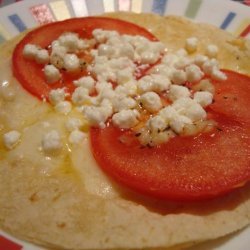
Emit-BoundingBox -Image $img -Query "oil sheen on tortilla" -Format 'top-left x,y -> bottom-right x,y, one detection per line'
0,12 -> 250,250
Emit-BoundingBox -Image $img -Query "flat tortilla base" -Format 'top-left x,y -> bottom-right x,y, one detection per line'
0,12 -> 250,250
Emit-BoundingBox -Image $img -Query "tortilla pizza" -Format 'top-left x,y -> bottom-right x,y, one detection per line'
0,12 -> 250,250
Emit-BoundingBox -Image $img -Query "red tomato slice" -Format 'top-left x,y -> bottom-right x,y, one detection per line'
90,71 -> 250,201
209,70 -> 250,123
90,115 -> 250,201
12,17 -> 157,100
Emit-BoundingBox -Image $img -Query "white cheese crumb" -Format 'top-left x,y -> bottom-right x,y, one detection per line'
172,97 -> 206,121
58,32 -> 79,52
83,106 -> 110,128
73,76 -> 95,94
63,54 -> 80,72
112,96 -> 136,112
42,130 -> 62,154
49,88 -> 65,105
171,69 -> 187,85
23,44 -> 39,59
185,37 -> 198,53
98,44 -> 115,58
194,54 -> 208,67
54,101 -> 72,114
3,130 -> 21,150
170,115 -> 192,134
147,115 -> 166,133
159,106 -> 178,123
112,109 -> 139,129
174,57 -> 192,69
168,85 -> 190,101
193,91 -> 213,107
115,80 -> 137,97
44,64 -> 61,83
202,59 -> 218,75
65,118 -> 83,132
149,74 -> 171,93
35,49 -> 50,64
69,130 -> 86,144
184,102 -> 207,121
71,87 -> 91,106
116,68 -> 134,85
137,76 -> 154,94
211,69 -> 227,81
77,39 -> 90,50
185,64 -> 204,82
139,92 -> 162,113
176,48 -> 188,57
206,44 -> 218,58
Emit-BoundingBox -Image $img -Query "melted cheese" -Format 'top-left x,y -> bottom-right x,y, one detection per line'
0,57 -> 118,199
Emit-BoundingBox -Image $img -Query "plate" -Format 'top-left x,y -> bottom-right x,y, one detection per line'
0,0 -> 249,249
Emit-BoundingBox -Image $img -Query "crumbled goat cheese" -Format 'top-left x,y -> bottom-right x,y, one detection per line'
112,96 -> 137,112
35,49 -> 50,64
3,130 -> 21,149
173,98 -> 207,121
206,44 -> 218,58
22,29 -> 223,146
55,101 -> 72,114
168,85 -> 190,101
95,81 -> 113,93
176,48 -> 188,57
211,69 -> 227,81
202,59 -> 218,75
185,37 -> 198,53
171,69 -> 187,85
23,44 -> 39,59
115,81 -> 137,97
170,115 -> 192,134
194,54 -> 208,67
193,91 -> 213,107
83,105 -> 111,128
112,109 -> 139,129
137,76 -> 154,93
162,53 -> 179,66
65,118 -> 83,132
174,57 -> 192,69
73,76 -> 95,94
44,64 -> 61,83
49,88 -> 65,105
185,64 -> 204,82
69,130 -> 86,144
63,53 -> 80,72
147,115 -> 166,133
58,32 -> 80,52
42,130 -> 62,154
116,68 -> 134,85
159,106 -> 179,123
139,92 -> 162,113
71,87 -> 92,106
151,74 -> 171,92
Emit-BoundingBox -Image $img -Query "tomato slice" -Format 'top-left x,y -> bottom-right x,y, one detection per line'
209,70 -> 250,123
90,71 -> 250,201
91,116 -> 250,201
12,17 -> 157,100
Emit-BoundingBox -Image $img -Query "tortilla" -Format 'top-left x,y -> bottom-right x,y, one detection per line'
0,12 -> 250,250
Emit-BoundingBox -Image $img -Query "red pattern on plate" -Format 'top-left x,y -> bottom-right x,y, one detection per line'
240,24 -> 250,37
30,4 -> 55,25
244,0 -> 250,6
0,235 -> 22,250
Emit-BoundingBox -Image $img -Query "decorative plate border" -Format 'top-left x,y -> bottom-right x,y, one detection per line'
0,0 -> 249,45
0,0 -> 250,249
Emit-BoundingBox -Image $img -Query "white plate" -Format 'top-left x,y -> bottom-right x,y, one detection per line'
0,0 -> 249,249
